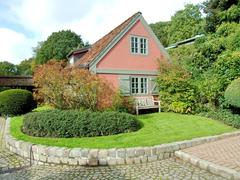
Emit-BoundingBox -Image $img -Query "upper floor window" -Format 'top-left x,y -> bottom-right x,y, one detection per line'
130,36 -> 148,55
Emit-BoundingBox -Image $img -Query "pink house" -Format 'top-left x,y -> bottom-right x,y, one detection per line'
68,12 -> 170,97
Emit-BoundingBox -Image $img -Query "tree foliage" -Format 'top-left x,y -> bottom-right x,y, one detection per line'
203,0 -> 240,32
35,30 -> 84,64
0,61 -> 19,76
150,21 -> 170,47
151,4 -> 204,47
167,22 -> 240,111
168,4 -> 205,44
17,58 -> 34,75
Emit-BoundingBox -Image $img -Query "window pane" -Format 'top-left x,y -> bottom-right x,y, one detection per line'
140,78 -> 147,94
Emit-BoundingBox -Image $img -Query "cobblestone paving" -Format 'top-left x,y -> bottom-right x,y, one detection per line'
0,118 -> 29,173
0,117 -> 224,180
183,135 -> 240,172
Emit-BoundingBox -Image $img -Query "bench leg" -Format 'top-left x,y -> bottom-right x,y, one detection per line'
136,108 -> 139,115
158,107 -> 161,113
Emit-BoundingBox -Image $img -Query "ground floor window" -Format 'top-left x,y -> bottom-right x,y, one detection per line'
131,77 -> 148,94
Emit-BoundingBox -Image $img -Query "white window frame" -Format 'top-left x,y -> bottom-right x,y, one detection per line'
131,77 -> 148,95
130,35 -> 148,55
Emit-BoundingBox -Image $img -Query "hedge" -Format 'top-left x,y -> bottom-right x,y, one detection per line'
199,109 -> 240,128
22,110 -> 140,138
224,78 -> 240,108
0,89 -> 36,116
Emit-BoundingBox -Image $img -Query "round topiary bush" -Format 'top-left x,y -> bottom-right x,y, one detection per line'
0,89 -> 37,116
22,110 -> 140,138
224,78 -> 240,109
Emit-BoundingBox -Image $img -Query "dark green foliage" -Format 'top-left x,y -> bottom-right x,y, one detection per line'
224,78 -> 240,109
203,0 -> 239,32
213,51 -> 240,84
0,89 -> 36,116
151,4 -> 204,47
158,61 -> 199,113
150,21 -> 170,47
0,87 -> 10,92
22,110 -> 140,138
200,109 -> 240,128
17,58 -> 33,75
168,22 -> 240,111
35,30 -> 84,64
0,61 -> 19,75
168,4 -> 204,45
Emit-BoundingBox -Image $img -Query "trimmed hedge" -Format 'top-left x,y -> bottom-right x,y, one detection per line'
0,89 -> 36,116
199,109 -> 240,128
224,78 -> 240,108
22,110 -> 140,138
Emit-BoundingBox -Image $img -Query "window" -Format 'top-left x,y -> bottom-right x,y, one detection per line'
130,36 -> 148,55
131,77 -> 148,94
131,37 -> 138,53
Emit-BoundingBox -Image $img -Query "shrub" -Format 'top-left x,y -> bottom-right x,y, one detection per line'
224,78 -> 240,109
199,109 -> 240,128
213,51 -> 240,84
111,91 -> 135,113
22,110 -> 140,138
158,60 -> 198,113
33,60 -> 117,111
0,89 -> 36,116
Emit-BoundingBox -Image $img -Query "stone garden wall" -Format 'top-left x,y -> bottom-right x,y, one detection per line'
5,118 -> 240,166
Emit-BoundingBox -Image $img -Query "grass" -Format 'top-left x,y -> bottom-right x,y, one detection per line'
10,109 -> 236,149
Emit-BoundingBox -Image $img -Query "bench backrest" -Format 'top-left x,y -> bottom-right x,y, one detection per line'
135,96 -> 155,107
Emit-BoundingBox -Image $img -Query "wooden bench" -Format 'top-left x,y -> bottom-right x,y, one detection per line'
135,96 -> 161,115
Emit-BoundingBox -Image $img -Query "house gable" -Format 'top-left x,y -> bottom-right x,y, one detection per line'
89,14 -> 171,73
73,12 -> 171,96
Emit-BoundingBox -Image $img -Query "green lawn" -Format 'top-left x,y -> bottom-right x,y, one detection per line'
10,112 -> 236,149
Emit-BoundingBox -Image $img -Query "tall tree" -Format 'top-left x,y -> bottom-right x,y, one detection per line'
17,58 -> 34,75
150,21 -> 171,47
168,4 -> 204,44
203,0 -> 239,32
35,30 -> 84,64
0,61 -> 19,76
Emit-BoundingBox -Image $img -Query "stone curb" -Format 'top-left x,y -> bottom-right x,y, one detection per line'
5,117 -> 240,166
175,151 -> 240,180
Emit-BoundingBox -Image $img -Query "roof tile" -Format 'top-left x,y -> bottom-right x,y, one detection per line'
74,12 -> 141,67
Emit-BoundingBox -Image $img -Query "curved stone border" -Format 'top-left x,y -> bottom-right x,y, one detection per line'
175,151 -> 240,179
5,117 -> 240,166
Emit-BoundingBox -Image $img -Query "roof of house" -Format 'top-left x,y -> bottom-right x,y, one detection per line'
74,12 -> 142,68
67,45 -> 91,59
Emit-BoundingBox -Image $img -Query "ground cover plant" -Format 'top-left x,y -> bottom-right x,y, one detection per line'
22,110 -> 140,138
10,107 -> 235,148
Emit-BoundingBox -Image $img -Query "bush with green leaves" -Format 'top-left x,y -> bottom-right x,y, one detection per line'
0,89 -> 36,116
224,78 -> 240,109
22,110 -> 140,138
158,61 -> 198,114
199,109 -> 240,129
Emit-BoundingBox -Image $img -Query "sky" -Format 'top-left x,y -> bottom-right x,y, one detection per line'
0,0 -> 204,64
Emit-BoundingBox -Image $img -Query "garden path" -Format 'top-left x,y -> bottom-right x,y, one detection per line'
183,135 -> 240,172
